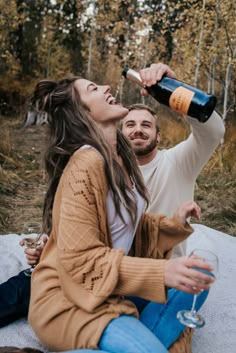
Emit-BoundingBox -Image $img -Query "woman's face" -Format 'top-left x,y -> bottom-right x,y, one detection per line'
74,79 -> 128,124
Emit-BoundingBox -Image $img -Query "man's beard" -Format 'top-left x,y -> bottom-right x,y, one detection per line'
133,138 -> 157,157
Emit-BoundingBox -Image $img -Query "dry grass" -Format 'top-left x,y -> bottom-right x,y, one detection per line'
0,114 -> 235,236
195,170 -> 236,235
0,117 -> 46,234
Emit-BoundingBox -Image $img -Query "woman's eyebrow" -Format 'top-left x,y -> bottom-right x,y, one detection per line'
87,83 -> 96,91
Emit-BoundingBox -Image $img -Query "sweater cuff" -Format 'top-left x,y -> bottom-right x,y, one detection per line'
171,217 -> 194,236
115,256 -> 167,303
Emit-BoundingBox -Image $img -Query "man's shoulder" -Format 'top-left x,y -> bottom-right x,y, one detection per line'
159,147 -> 178,156
140,149 -> 170,170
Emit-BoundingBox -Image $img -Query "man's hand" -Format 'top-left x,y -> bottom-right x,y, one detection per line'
174,200 -> 201,225
139,63 -> 177,96
19,234 -> 48,266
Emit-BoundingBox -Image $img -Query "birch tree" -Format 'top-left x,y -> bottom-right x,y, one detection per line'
194,0 -> 206,86
208,0 -> 220,94
223,1 -> 236,119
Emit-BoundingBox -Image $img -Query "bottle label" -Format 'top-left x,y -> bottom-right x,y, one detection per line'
169,87 -> 194,114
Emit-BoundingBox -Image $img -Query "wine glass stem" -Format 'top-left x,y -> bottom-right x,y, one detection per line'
190,294 -> 198,316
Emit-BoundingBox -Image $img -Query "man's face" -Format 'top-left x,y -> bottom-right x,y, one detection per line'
121,109 -> 160,156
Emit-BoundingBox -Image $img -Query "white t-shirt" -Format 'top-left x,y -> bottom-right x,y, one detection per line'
80,144 -> 145,255
107,187 -> 145,254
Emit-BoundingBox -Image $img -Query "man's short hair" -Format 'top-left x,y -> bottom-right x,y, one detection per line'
126,103 -> 160,133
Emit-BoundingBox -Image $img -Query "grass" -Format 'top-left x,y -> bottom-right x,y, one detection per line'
0,117 -> 46,234
0,113 -> 235,236
195,170 -> 236,235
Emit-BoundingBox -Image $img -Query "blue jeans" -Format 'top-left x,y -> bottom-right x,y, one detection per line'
62,289 -> 208,353
0,269 -> 31,328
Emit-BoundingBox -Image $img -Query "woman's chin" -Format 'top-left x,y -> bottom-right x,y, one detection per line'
109,105 -> 129,121
118,106 -> 129,119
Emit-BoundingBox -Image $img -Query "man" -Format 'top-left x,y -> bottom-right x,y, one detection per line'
121,101 -> 225,257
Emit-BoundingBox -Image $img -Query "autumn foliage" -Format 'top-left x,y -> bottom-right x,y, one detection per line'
0,0 -> 235,118
0,0 -> 235,234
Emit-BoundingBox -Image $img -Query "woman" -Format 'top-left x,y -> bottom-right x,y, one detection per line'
28,64 -> 213,353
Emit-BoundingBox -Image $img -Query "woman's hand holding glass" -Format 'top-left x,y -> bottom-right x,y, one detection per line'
172,249 -> 218,328
19,222 -> 48,276
164,254 -> 215,295
164,201 -> 213,294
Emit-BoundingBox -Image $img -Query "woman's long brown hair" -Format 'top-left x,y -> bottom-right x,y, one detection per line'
32,77 -> 149,235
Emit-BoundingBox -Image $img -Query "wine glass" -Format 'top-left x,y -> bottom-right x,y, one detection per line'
21,221 -> 43,276
177,248 -> 219,328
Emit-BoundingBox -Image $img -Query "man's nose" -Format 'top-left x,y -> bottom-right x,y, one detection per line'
133,124 -> 143,133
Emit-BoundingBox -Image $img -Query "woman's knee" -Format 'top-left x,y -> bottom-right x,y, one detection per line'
99,315 -> 168,353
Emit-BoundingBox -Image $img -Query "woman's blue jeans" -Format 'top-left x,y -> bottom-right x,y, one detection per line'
62,289 -> 208,353
0,270 -> 31,328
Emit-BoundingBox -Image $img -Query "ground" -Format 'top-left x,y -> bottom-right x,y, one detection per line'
0,116 -> 235,236
0,119 -> 46,234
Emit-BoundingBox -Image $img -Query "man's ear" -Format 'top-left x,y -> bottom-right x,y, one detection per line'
156,132 -> 161,144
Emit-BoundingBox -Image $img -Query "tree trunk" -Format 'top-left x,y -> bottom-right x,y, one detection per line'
194,0 -> 206,87
87,28 -> 94,79
208,0 -> 220,94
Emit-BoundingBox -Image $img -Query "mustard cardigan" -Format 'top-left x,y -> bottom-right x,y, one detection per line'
29,148 -> 192,351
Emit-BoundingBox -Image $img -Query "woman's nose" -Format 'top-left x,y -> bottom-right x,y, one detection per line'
101,85 -> 111,93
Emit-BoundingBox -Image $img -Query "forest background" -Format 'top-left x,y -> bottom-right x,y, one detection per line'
0,0 -> 235,235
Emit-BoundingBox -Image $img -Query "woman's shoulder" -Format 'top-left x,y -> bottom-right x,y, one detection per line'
64,146 -> 105,178
73,146 -> 104,165
58,147 -> 107,193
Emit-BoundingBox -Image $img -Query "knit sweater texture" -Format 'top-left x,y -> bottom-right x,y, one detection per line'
29,148 -> 193,351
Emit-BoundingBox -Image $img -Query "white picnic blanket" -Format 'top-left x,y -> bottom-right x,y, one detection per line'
187,224 -> 236,353
0,233 -> 48,352
0,224 -> 235,353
